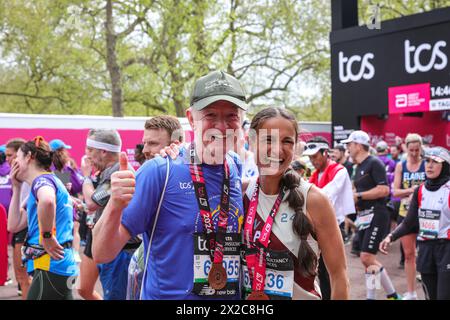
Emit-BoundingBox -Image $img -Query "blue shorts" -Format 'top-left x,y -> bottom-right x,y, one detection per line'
98,250 -> 133,300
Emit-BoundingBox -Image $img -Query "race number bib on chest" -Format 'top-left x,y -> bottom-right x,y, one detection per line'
192,233 -> 240,297
242,249 -> 294,300
419,208 -> 441,240
355,208 -> 375,231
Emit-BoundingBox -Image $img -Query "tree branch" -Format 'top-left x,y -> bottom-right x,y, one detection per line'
0,91 -> 68,103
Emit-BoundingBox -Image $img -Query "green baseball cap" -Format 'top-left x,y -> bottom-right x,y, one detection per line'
190,71 -> 248,111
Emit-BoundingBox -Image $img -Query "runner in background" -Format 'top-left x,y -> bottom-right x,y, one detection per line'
50,139 -> 84,263
11,136 -> 78,299
80,129 -> 139,300
392,133 -> 426,300
342,130 -> 402,300
134,144 -> 145,166
303,136 -> 355,299
241,120 -> 258,181
331,144 -> 353,177
0,145 -> 12,213
389,144 -> 403,243
141,115 -> 183,161
375,141 -> 397,252
5,138 -> 32,299
291,159 -> 310,178
380,147 -> 450,300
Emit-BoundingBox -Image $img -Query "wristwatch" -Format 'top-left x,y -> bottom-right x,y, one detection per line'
357,192 -> 363,201
41,231 -> 52,239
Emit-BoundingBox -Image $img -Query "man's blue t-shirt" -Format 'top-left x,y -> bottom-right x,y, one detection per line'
121,147 -> 244,300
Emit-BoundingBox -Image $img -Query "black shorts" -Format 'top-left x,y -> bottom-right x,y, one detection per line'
358,209 -> 390,255
84,229 -> 93,259
11,228 -> 28,247
417,240 -> 450,274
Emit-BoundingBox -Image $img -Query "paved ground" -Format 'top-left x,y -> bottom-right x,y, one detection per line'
0,240 -> 424,300
0,246 -> 102,300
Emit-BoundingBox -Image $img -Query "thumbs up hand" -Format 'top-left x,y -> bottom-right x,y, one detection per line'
119,151 -> 129,171
110,152 -> 136,209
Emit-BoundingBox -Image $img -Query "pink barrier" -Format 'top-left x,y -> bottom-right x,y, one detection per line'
0,128 -> 194,170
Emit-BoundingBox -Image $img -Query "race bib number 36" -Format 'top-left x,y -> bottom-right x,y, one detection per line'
193,233 -> 240,297
242,249 -> 294,300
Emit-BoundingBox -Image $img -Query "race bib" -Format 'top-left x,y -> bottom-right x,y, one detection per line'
192,233 -> 240,297
355,209 -> 375,231
242,249 -> 294,300
399,198 -> 410,218
418,208 -> 441,240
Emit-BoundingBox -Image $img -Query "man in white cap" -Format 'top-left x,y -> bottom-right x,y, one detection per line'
303,136 -> 355,299
342,130 -> 402,300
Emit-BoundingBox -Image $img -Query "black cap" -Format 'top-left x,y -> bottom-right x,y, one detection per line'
190,71 -> 248,111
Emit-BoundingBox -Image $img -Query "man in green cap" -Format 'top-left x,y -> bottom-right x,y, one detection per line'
93,71 -> 247,300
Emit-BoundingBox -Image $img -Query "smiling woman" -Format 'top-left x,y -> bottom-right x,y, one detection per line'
241,107 -> 349,300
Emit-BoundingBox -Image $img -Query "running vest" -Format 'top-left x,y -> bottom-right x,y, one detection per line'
417,181 -> 450,241
399,160 -> 426,217
309,160 -> 344,188
243,178 -> 321,300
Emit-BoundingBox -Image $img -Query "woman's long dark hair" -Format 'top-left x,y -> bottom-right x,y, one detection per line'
250,107 -> 317,277
20,136 -> 53,171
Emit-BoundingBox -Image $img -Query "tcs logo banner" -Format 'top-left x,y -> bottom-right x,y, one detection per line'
337,39 -> 448,83
338,51 -> 375,83
405,40 -> 447,74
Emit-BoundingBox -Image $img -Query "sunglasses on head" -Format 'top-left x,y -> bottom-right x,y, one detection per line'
305,143 -> 329,150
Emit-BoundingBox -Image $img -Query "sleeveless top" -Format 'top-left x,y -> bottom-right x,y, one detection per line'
244,178 -> 321,300
399,160 -> 426,217
417,181 -> 450,241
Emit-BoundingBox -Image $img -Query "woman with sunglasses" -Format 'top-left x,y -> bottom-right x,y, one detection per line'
242,107 -> 349,300
9,137 -> 78,300
380,147 -> 450,300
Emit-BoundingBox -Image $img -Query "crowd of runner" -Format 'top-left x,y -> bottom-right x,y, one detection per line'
0,71 -> 448,300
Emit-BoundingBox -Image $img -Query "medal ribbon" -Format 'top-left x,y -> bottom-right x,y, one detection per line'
189,145 -> 230,265
244,179 -> 285,292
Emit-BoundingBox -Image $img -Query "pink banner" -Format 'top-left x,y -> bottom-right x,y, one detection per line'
0,128 -> 194,170
388,83 -> 430,114
361,113 -> 450,148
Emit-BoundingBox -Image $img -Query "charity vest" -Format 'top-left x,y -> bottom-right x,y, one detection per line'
417,181 -> 450,241
309,160 -> 344,188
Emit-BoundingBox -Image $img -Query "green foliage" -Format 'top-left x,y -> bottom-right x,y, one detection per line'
0,0 -> 448,119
